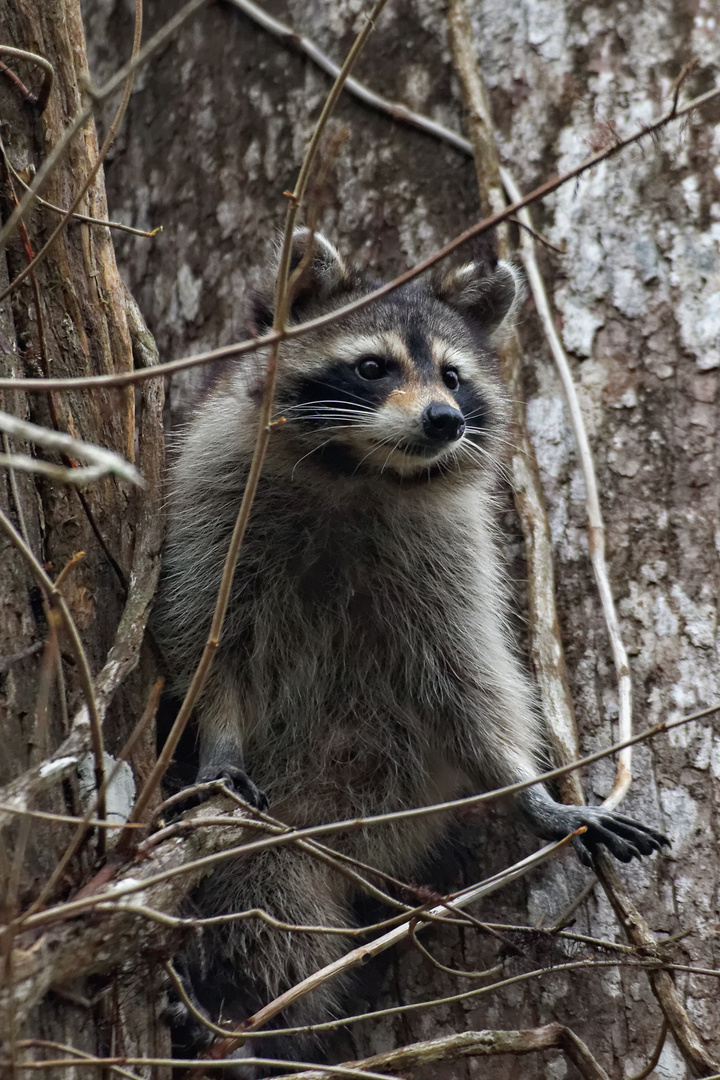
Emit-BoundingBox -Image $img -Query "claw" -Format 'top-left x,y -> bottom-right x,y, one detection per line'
217,766 -> 269,811
173,766 -> 268,816
571,806 -> 670,866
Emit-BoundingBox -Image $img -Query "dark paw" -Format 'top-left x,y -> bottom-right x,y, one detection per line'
202,765 -> 269,812
568,806 -> 670,868
172,767 -> 268,816
163,986 -> 214,1056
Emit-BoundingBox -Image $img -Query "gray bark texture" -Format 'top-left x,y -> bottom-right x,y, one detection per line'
1,0 -> 718,1077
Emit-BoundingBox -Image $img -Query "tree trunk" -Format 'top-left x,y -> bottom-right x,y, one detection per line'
2,0 -> 718,1077
1,2 -> 166,1075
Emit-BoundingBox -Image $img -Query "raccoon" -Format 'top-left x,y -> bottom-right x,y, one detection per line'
154,231 -> 668,1074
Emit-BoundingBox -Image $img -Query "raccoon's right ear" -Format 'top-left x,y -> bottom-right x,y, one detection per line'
431,259 -> 524,339
250,229 -> 352,333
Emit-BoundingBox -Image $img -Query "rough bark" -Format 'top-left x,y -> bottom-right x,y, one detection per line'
2,0 -> 718,1077
0,1 -> 166,1075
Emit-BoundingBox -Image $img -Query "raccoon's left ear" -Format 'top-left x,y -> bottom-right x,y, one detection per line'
250,229 -> 352,333
431,260 -> 524,339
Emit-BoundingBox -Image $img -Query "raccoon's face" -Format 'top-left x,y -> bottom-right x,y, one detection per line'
256,232 -> 520,481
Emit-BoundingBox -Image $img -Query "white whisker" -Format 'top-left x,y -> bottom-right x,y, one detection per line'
290,438 -> 335,479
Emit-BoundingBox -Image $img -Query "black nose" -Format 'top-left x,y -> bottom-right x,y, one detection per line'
422,402 -> 465,442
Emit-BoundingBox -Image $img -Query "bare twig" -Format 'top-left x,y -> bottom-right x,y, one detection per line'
2,692 -> 717,1043
447,0 -> 583,805
595,854 -> 720,1075
14,698 -> 719,939
226,957 -> 719,1040
0,507 -> 105,826
6,157 -> 161,237
0,454 -> 134,487
408,923 -> 503,980
17,679 -> 163,922
628,1021 -> 669,1080
0,0 -> 208,253
0,46 -> 54,111
165,961 -> 236,1039
4,1055 -> 391,1079
224,0 -> 473,151
445,17 -> 711,1073
208,834 -> 575,1059
0,804 -> 145,828
11,1041 -> 144,1080
1,80 -> 718,395
0,642 -> 43,674
501,166 -> 633,810
670,59 -> 699,116
120,0 -> 390,843
270,1023 -> 612,1080
0,297 -> 164,835
0,411 -> 142,485
217,792 -> 417,915
0,0 -> 144,303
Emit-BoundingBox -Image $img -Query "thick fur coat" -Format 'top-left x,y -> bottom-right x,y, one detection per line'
154,233 -> 667,1074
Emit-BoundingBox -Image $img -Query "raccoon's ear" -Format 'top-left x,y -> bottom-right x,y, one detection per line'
431,260 -> 523,339
250,229 -> 351,333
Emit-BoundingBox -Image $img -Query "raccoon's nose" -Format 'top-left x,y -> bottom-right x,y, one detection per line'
422,402 -> 465,442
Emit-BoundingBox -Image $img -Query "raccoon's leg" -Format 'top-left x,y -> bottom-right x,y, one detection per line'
459,657 -> 669,866
192,672 -> 267,810
515,786 -> 670,867
178,844 -> 356,1075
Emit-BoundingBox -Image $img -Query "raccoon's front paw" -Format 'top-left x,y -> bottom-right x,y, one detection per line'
565,805 -> 670,868
163,983 -> 215,1056
202,764 -> 269,812
175,766 -> 268,815
163,975 -> 261,1078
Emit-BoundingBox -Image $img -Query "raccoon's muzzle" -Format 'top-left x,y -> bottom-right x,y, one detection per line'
421,401 -> 465,442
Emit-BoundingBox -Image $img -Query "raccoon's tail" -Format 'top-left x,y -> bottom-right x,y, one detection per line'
174,844 -> 357,1076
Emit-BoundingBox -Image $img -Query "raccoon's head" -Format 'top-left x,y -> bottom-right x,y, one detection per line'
254,230 -> 520,482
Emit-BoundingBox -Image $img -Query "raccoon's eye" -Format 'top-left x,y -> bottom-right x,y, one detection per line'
356,355 -> 387,380
443,368 -> 460,391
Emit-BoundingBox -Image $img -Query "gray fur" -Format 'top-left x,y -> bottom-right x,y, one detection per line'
154,234 -> 667,1074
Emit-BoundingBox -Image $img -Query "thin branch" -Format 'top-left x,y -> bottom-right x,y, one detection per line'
4,1056 -> 391,1079
443,19 -> 711,1071
0,299 -> 164,836
15,698 -> 720,938
628,1021 -> 668,1080
165,961 -> 237,1039
0,506 -> 105,826
0,46 -> 54,111
595,853 -> 720,1074
117,0 -> 390,847
0,0 -> 208,253
217,792 -> 417,915
270,1023 -> 612,1080
17,679 -> 162,922
224,0 -> 474,154
11,1041 -> 144,1080
154,787 -> 447,917
0,453 -> 137,487
500,166 -> 633,809
6,157 -> 160,237
1,80 -> 718,394
207,834 -> 575,1059
224,957 -> 711,1040
0,411 -> 142,484
408,923 -> 504,980
0,0 -> 144,303
0,642 -> 43,674
0,803 -> 145,828
447,0 -> 584,805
